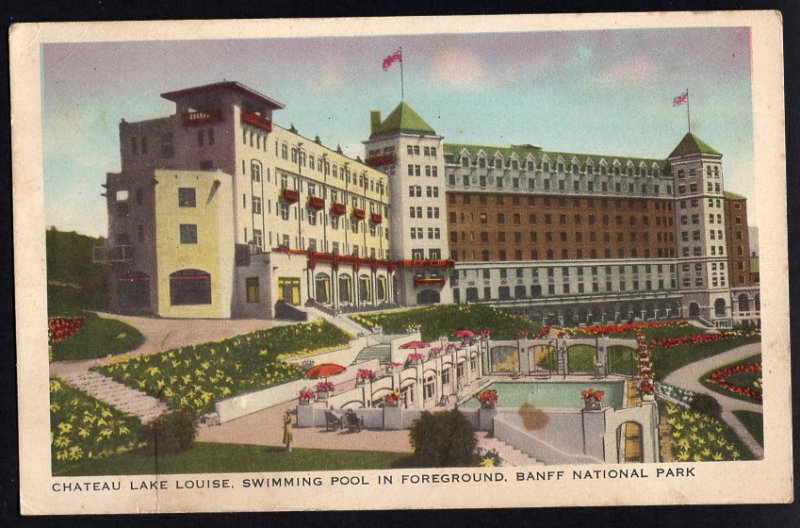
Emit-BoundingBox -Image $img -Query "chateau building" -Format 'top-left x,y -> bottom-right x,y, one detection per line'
96,81 -> 758,327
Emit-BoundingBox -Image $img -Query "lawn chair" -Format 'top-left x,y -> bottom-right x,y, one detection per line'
324,409 -> 343,431
344,409 -> 364,433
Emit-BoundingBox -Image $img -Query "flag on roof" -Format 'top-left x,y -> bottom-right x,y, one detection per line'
382,49 -> 402,70
673,91 -> 688,106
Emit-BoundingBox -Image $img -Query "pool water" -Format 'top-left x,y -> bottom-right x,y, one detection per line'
460,381 -> 626,409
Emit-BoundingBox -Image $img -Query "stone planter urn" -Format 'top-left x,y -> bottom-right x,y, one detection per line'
583,400 -> 602,411
355,379 -> 367,386
299,398 -> 312,406
316,391 -> 330,400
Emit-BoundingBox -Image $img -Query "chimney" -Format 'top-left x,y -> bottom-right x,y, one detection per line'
370,110 -> 381,134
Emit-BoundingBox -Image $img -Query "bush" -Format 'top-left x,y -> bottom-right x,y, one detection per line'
139,408 -> 198,455
690,393 -> 722,418
408,410 -> 478,467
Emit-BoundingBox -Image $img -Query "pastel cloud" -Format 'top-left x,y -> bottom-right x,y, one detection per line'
430,49 -> 487,87
594,56 -> 659,84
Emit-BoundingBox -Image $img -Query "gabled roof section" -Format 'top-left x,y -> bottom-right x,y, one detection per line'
370,102 -> 436,138
669,132 -> 721,158
443,143 -> 542,161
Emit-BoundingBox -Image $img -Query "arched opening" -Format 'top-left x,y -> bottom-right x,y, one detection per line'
376,276 -> 387,302
358,274 -> 371,303
339,275 -> 352,304
714,298 -> 726,317
314,273 -> 331,304
117,271 -> 150,311
416,289 -> 440,305
169,269 -> 211,305
565,344 -> 596,374
490,345 -> 519,373
531,345 -> 556,375
607,346 -> 637,376
616,421 -> 644,463
688,302 -> 700,318
738,293 -> 750,312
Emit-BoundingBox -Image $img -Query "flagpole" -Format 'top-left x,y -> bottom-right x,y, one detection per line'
400,47 -> 404,101
686,88 -> 691,133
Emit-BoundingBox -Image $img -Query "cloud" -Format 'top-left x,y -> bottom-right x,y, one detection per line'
430,49 -> 487,87
594,56 -> 659,84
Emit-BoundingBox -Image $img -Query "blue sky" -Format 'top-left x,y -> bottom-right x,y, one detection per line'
42,27 -> 754,237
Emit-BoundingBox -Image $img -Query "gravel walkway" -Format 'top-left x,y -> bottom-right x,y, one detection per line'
663,342 -> 763,458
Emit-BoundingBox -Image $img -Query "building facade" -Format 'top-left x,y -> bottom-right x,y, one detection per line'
96,81 -> 757,327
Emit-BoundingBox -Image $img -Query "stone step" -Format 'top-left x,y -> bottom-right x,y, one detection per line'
478,433 -> 544,467
61,371 -> 170,423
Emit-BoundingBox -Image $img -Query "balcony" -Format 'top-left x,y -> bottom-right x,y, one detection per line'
352,208 -> 366,220
365,153 -> 396,168
181,109 -> 223,127
330,202 -> 347,216
413,276 -> 446,287
93,245 -> 134,264
397,259 -> 455,269
308,196 -> 325,210
240,109 -> 272,132
370,212 -> 383,224
281,188 -> 300,203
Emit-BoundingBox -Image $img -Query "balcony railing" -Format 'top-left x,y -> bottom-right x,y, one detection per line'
413,276 -> 446,287
308,196 -> 325,210
330,202 -> 347,216
240,109 -> 272,132
365,153 -> 396,168
181,109 -> 223,127
370,212 -> 383,224
397,259 -> 455,269
93,245 -> 134,264
281,188 -> 300,203
352,208 -> 366,220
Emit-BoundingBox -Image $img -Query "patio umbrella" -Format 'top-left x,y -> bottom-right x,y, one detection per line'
304,363 -> 346,379
399,340 -> 429,350
452,328 -> 476,340
429,346 -> 442,353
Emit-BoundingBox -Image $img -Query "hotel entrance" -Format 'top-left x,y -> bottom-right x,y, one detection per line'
277,277 -> 301,305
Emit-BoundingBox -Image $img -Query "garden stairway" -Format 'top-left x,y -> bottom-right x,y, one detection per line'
303,305 -> 374,337
477,431 -> 545,467
61,371 -> 169,424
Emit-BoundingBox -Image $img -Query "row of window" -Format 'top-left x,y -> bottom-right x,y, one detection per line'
450,230 -> 675,244
409,206 -> 440,219
268,231 -> 387,259
408,185 -> 441,198
449,193 -> 671,211
406,145 -> 437,157
448,173 -> 669,195
677,182 -> 722,195
452,247 -> 676,261
450,156 -> 663,177
454,264 -> 676,281
452,278 -> 678,302
450,210 -> 674,229
676,166 -> 722,179
680,245 -> 725,257
407,164 -> 439,177
409,227 -> 442,240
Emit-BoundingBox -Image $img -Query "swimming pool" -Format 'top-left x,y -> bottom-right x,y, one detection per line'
459,380 -> 626,409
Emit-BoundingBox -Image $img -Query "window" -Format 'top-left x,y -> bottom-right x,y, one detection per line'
179,224 -> 198,244
252,197 -> 262,214
252,229 -> 263,247
178,188 -> 196,208
169,269 -> 211,305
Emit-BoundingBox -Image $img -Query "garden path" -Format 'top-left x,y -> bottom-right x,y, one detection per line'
60,370 -> 169,423
663,342 -> 763,458
50,313 -> 287,378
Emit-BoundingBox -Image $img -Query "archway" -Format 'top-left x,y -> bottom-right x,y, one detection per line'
314,273 -> 331,304
688,302 -> 700,318
416,289 -> 440,304
714,298 -> 726,317
339,275 -> 352,304
358,274 -> 371,303
117,270 -> 150,311
607,346 -> 637,376
738,293 -> 750,312
376,276 -> 387,302
565,344 -> 596,374
490,345 -> 519,373
169,269 -> 211,305
616,421 -> 644,463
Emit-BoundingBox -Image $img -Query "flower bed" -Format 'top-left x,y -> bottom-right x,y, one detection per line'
476,389 -> 498,406
350,304 -> 541,341
706,362 -> 762,403
96,320 -> 349,413
49,316 -> 86,343
50,378 -> 141,474
663,403 -> 752,461
565,320 -> 689,338
653,328 -> 760,349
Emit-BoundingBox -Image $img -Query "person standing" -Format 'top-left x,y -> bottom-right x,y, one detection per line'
283,410 -> 293,452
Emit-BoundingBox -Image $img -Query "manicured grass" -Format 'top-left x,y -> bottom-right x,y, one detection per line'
732,410 -> 764,447
51,312 -> 144,362
651,335 -> 761,381
351,304 -> 541,341
55,442 -> 408,476
699,354 -> 762,404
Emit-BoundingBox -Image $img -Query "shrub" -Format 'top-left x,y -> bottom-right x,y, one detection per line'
408,410 -> 478,467
139,408 -> 198,455
690,393 -> 722,418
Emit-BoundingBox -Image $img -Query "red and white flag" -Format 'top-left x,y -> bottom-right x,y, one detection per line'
673,91 -> 688,106
382,49 -> 402,70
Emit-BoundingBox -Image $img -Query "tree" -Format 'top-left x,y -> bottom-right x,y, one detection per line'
408,409 -> 478,467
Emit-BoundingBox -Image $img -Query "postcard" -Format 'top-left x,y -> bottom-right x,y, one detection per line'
11,11 -> 791,514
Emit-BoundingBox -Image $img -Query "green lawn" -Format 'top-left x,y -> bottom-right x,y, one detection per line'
51,312 -> 144,362
652,335 -> 761,381
55,442 -> 408,476
732,410 -> 764,447
351,304 -> 541,341
699,354 -> 763,404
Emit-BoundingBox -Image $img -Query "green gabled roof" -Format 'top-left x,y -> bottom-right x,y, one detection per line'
370,102 -> 436,137
669,132 -> 721,158
723,190 -> 747,200
443,143 -> 668,172
749,257 -> 759,274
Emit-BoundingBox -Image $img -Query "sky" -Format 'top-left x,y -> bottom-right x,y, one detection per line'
41,27 -> 755,237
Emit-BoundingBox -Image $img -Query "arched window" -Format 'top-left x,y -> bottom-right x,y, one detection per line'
169,269 -> 211,305
714,298 -> 726,317
738,294 -> 750,312
339,275 -> 352,303
315,273 -> 331,304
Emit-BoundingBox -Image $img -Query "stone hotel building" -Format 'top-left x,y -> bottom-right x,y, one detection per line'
95,81 -> 759,328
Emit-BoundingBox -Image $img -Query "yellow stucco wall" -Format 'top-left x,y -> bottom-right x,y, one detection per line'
154,169 -> 235,318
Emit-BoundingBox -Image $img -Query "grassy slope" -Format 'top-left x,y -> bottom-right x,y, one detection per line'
51,312 -> 144,361
652,336 -> 761,381
56,442 -> 407,476
732,410 -> 764,447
